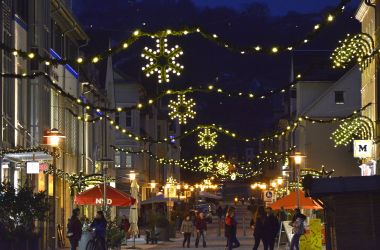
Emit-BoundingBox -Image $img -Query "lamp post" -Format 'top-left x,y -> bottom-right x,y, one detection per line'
44,128 -> 65,249
99,158 -> 113,213
290,152 -> 306,208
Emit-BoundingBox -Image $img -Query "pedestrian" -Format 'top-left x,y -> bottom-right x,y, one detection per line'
181,215 -> 194,248
250,206 -> 266,250
289,208 -> 306,250
67,208 -> 82,250
195,212 -> 207,248
90,211 -> 107,250
279,206 -> 288,222
223,205 -> 229,216
263,207 -> 279,250
225,206 -> 240,250
120,215 -> 130,243
217,206 -> 223,222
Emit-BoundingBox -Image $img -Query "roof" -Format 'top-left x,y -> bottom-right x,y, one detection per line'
308,176 -> 380,198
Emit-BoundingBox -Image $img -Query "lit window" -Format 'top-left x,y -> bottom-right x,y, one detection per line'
115,152 -> 121,168
335,91 -> 344,104
126,154 -> 132,168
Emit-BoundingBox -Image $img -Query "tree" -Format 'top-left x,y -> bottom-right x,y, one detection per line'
0,182 -> 49,248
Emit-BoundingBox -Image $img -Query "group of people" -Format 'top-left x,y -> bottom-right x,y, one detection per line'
180,212 -> 208,248
180,205 -> 306,250
67,209 -> 107,250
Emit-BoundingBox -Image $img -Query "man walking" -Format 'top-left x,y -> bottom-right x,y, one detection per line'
195,212 -> 207,248
264,207 -> 280,250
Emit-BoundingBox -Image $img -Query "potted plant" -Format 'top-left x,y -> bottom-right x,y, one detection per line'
106,219 -> 125,250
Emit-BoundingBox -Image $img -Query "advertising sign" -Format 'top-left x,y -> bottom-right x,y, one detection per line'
26,162 -> 40,174
353,140 -> 373,158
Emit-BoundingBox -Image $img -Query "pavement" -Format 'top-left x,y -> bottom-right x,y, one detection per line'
120,204 -> 287,250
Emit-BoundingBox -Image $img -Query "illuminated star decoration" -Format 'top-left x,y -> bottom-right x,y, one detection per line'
141,37 -> 184,83
198,128 -> 217,149
199,157 -> 214,172
216,161 -> 229,176
168,94 -> 196,124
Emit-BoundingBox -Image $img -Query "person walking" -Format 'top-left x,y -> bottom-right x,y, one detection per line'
90,211 -> 108,250
279,206 -> 288,222
181,215 -> 194,248
217,206 -> 223,222
263,207 -> 279,250
225,207 -> 240,250
289,208 -> 306,250
120,215 -> 130,244
67,208 -> 82,250
250,206 -> 266,250
195,212 -> 207,248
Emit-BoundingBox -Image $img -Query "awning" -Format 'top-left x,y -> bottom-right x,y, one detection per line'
141,194 -> 177,205
74,185 -> 135,207
270,190 -> 322,210
4,151 -> 53,162
198,191 -> 222,200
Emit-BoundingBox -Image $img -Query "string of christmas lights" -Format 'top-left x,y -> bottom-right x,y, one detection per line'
331,33 -> 376,70
331,115 -> 374,146
0,0 -> 350,66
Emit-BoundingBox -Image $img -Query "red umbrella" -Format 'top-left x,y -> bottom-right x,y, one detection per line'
74,185 -> 136,207
270,190 -> 322,210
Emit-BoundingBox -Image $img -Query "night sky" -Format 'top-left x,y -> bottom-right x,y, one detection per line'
75,0 -> 360,180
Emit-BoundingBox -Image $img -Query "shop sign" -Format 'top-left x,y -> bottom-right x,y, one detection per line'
27,162 -> 40,174
353,140 -> 373,158
95,198 -> 113,205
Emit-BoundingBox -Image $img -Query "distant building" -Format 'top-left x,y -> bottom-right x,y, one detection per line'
276,67 -> 361,178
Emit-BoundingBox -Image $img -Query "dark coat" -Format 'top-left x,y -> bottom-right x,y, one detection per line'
195,217 -> 207,231
264,214 -> 280,240
68,216 -> 82,242
250,217 -> 265,237
91,218 -> 107,238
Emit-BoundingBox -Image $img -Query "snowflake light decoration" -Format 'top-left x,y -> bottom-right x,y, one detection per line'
198,128 -> 218,149
216,161 -> 229,176
199,157 -> 214,172
141,37 -> 184,83
168,94 -> 196,124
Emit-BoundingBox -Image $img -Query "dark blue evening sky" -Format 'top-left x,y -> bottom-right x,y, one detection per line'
193,0 -> 358,16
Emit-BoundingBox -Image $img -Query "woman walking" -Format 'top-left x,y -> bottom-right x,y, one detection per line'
225,206 -> 240,250
289,208 -> 306,250
180,215 -> 194,248
250,206 -> 266,250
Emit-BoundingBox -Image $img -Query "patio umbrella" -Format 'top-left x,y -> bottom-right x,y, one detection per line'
270,190 -> 322,210
74,185 -> 135,206
129,179 -> 139,237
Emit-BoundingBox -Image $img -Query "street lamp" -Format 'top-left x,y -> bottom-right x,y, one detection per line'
290,152 -> 306,208
99,158 -> 113,213
44,128 -> 65,249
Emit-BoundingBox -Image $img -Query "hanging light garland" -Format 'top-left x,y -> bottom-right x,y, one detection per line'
0,0 -> 350,66
168,94 -> 196,124
331,115 -> 374,146
198,128 -> 218,149
331,33 -> 376,70
199,157 -> 214,172
141,37 -> 184,83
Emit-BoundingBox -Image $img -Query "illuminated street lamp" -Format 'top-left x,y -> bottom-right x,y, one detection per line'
290,152 -> 306,208
43,128 -> 65,249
